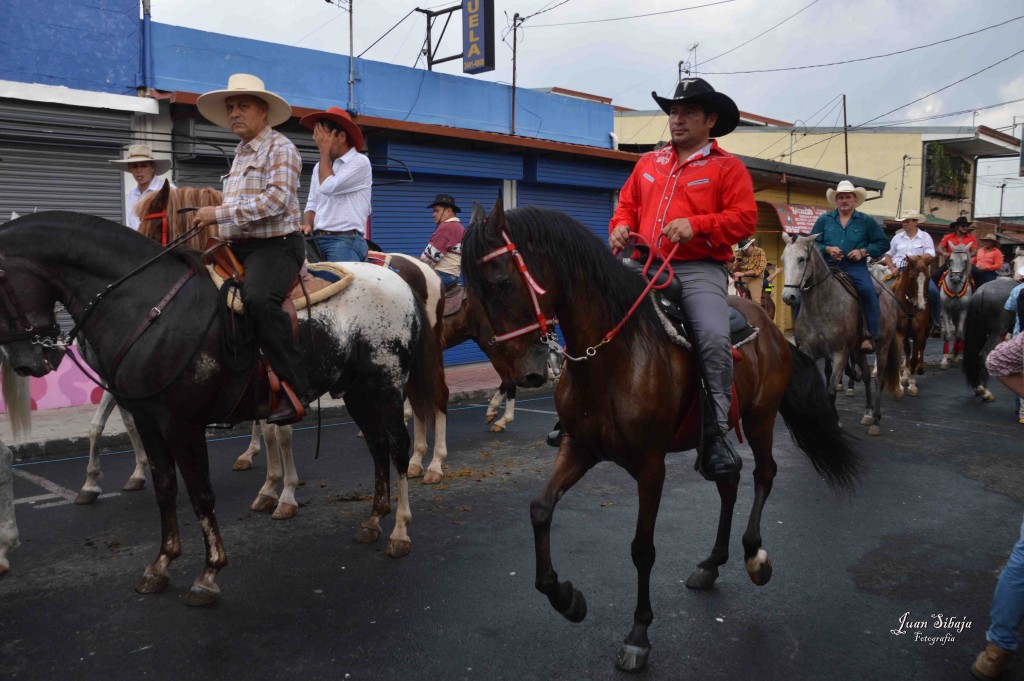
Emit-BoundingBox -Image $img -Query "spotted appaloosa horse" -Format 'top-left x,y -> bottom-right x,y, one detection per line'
463,200 -> 861,672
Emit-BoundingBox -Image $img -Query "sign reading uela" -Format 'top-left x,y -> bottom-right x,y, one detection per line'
890,611 -> 972,646
462,0 -> 495,74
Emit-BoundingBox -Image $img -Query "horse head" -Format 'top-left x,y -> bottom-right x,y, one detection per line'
463,197 -> 557,389
900,255 -> 930,312
137,184 -> 222,251
779,233 -> 824,307
946,244 -> 971,289
0,252 -> 65,378
1013,246 -> 1024,282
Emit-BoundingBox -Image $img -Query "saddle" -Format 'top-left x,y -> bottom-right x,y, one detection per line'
443,284 -> 466,317
830,267 -> 873,343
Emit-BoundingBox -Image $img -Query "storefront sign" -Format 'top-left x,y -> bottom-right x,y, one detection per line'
773,203 -> 827,235
463,0 -> 495,74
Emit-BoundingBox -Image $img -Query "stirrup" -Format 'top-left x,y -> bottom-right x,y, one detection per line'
695,431 -> 742,482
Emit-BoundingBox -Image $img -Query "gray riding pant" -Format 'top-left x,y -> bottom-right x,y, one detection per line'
670,260 -> 732,431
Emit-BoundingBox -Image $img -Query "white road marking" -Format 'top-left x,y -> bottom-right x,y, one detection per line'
13,469 -> 76,501
15,492 -> 61,505
35,493 -> 121,510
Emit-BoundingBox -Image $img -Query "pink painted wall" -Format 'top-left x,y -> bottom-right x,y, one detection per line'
0,347 -> 105,413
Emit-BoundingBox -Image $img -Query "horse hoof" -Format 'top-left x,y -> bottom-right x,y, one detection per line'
232,458 -> 253,471
423,469 -> 443,485
136,572 -> 169,594
983,392 -> 995,403
558,582 -> 588,623
385,539 -> 411,558
685,566 -> 719,590
868,425 -> 881,436
488,423 -> 506,433
354,526 -> 381,544
747,552 -> 773,586
74,490 -> 100,505
250,494 -> 276,513
845,388 -> 855,397
939,361 -> 948,370
908,386 -> 919,397
615,643 -> 650,673
485,412 -> 497,424
271,502 -> 297,520
122,478 -> 145,492
859,415 -> 873,426
0,558 -> 9,577
407,463 -> 424,479
183,583 -> 220,607
356,430 -> 365,439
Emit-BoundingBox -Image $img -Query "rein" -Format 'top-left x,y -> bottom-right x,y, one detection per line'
0,264 -> 62,346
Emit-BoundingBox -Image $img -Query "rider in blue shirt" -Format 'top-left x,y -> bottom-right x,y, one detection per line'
809,180 -> 891,352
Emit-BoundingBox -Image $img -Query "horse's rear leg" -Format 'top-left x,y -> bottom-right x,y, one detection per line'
408,404 -> 427,479
423,408 -> 448,484
685,474 -> 739,591
257,424 -> 298,520
232,421 -> 262,471
131,417 -> 183,597
485,387 -> 503,424
616,456 -> 667,673
250,422 -> 284,514
120,406 -> 149,491
532,435 -> 596,623
0,438 -> 18,576
77,391 -> 119,504
740,424 -> 778,587
348,393 -> 412,558
489,382 -> 516,433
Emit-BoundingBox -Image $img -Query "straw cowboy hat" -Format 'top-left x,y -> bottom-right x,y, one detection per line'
299,106 -> 365,152
737,237 -> 756,250
976,232 -> 1000,244
427,193 -> 461,213
196,73 -> 292,129
895,209 -> 926,223
651,77 -> 740,138
109,144 -> 171,175
826,180 -> 868,208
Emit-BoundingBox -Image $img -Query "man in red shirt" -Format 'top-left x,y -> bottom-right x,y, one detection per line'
609,77 -> 757,481
934,216 -> 980,287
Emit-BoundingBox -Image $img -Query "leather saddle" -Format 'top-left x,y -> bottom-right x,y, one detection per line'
621,250 -> 756,347
443,284 -> 466,317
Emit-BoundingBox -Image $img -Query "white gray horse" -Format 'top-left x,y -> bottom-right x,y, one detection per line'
0,351 -> 31,576
781,234 -> 901,435
938,245 -> 973,370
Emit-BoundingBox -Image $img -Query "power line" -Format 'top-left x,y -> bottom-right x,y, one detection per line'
755,95 -> 843,159
530,0 -> 736,27
358,9 -> 416,58
520,0 -> 573,23
700,0 -> 823,67
699,14 -> 1024,74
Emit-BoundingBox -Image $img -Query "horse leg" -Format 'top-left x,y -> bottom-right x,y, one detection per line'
0,438 -> 17,576
978,333 -> 998,402
77,390 -> 119,504
616,455 -> 667,673
685,474 -> 738,590
120,406 -> 149,491
741,424 -> 778,587
132,416 -> 183,596
408,412 -> 426,479
531,435 -> 596,623
232,421 -> 262,471
907,331 -> 922,397
251,422 -> 283,514
855,353 -> 876,428
485,387 -> 503,424
269,424 -> 299,520
939,311 -> 952,369
347,392 -> 412,557
490,382 -> 516,433
423,407 -> 448,485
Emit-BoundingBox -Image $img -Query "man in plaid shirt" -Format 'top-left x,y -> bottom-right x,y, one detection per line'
731,237 -> 766,304
193,74 -> 308,425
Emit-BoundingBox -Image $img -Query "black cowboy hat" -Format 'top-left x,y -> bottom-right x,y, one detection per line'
427,193 -> 461,213
951,216 -> 973,229
651,77 -> 740,138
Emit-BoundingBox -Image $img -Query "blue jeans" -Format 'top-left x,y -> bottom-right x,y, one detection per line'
314,233 -> 367,263
437,271 -> 458,289
928,278 -> 941,327
987,512 -> 1024,651
837,261 -> 881,339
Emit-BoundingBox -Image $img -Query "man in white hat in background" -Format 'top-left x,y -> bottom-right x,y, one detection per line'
731,236 -> 766,305
108,144 -> 173,230
881,209 -> 941,333
191,73 -> 308,425
809,180 -> 890,352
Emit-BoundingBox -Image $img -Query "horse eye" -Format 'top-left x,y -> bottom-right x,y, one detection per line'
496,279 -> 514,297
797,257 -> 805,264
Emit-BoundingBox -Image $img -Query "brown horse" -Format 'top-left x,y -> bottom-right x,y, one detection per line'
892,255 -> 932,397
463,201 -> 861,672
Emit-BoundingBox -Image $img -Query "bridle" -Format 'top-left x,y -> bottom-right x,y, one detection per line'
782,242 -> 830,294
0,260 -> 61,346
144,210 -> 170,246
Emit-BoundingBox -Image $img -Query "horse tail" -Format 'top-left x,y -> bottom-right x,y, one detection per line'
779,342 -> 863,493
0,353 -> 31,440
962,293 -> 987,388
880,332 -> 902,394
404,295 -> 444,429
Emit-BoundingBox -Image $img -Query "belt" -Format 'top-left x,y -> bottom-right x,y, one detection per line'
311,229 -> 361,237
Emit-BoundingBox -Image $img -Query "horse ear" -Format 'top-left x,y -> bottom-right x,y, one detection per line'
469,202 -> 487,230
485,193 -> 506,241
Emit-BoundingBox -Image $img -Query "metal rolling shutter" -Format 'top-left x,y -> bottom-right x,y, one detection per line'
0,100 -> 130,222
372,175 -> 503,366
516,184 -> 614,244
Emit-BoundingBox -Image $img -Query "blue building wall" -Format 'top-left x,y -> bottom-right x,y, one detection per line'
0,0 -> 140,95
149,24 -> 615,149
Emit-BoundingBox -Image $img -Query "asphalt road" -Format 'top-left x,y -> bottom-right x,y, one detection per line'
1,363 -> 1023,681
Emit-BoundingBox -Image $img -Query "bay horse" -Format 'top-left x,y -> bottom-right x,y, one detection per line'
893,255 -> 932,397
780,234 -> 901,435
938,245 -> 974,369
462,201 -> 861,672
0,211 -> 440,604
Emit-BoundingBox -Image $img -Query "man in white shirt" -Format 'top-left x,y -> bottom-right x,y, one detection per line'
881,209 -> 941,331
299,107 -> 372,262
108,144 -> 173,230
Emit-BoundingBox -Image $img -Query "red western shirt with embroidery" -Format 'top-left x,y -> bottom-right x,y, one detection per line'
610,140 -> 757,264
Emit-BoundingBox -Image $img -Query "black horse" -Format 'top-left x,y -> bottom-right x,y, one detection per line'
0,212 -> 440,604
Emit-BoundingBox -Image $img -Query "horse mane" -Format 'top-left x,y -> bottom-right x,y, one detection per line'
136,186 -> 223,252
463,205 -> 663,346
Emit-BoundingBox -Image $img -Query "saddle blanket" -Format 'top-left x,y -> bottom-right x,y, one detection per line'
206,262 -> 355,314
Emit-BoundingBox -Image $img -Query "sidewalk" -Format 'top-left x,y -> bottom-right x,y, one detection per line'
1,361 -> 512,462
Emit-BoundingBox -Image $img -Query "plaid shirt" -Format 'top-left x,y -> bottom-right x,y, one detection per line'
215,126 -> 301,239
734,245 -> 767,278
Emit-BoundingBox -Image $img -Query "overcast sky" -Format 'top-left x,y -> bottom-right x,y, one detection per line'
151,0 -> 1024,215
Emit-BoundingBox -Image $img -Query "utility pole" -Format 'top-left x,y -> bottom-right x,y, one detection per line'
896,154 -> 910,216
511,12 -> 521,135
842,94 -> 849,175
344,0 -> 355,111
998,182 -> 1007,227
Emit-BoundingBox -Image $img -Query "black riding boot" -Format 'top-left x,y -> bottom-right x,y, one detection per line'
695,424 -> 742,482
546,420 -> 563,447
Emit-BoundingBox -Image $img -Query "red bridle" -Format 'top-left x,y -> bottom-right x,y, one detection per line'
478,230 -> 556,343
144,210 -> 169,246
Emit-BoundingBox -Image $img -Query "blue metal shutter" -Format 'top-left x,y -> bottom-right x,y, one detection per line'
372,176 -> 503,366
516,184 -> 614,246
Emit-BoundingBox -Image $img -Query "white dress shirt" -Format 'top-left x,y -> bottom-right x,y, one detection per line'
125,176 -> 171,230
886,228 -> 935,268
305,147 -> 372,234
